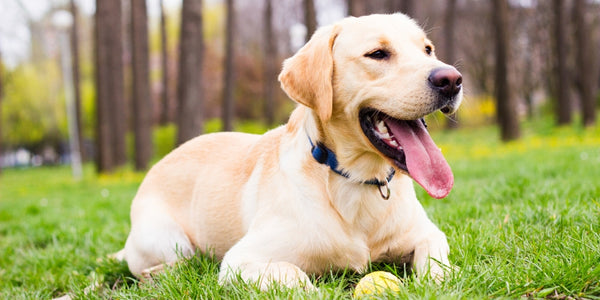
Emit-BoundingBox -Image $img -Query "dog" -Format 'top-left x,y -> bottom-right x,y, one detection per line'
115,13 -> 463,290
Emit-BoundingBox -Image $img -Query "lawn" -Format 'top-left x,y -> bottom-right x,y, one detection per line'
1,121 -> 599,299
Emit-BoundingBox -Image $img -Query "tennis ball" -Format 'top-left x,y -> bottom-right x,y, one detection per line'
353,271 -> 402,298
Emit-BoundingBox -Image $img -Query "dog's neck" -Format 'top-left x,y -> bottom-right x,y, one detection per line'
280,106 -> 414,226
287,106 -> 395,196
307,136 -> 394,187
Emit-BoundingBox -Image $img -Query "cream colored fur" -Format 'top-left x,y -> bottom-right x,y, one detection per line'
118,13 -> 461,290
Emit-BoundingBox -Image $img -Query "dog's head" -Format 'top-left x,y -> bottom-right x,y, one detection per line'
279,14 -> 462,199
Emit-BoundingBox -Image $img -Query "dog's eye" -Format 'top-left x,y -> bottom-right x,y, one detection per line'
365,49 -> 390,60
425,45 -> 433,55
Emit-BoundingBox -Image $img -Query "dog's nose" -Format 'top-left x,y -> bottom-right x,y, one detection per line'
428,67 -> 462,98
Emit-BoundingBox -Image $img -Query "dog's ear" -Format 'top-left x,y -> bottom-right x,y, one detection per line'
279,25 -> 340,123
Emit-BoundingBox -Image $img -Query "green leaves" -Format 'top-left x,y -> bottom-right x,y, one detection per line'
2,61 -> 66,148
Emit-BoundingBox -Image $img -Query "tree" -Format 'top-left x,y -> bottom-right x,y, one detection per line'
1,63 -> 65,149
517,2 -> 540,120
304,0 -> 317,42
492,0 -> 520,141
69,0 -> 85,160
385,0 -> 416,16
176,0 -> 205,145
573,0 -> 596,126
552,0 -> 572,125
444,0 -> 458,129
263,0 -> 277,126
222,0 -> 235,131
347,0 -> 367,16
131,0 -> 153,170
95,0 -> 126,172
400,0 -> 415,17
159,0 -> 171,125
386,0 -> 401,13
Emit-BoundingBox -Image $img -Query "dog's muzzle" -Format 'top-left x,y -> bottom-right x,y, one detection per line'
428,67 -> 462,114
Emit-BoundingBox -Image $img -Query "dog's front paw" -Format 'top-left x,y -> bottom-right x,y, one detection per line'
259,261 -> 316,291
219,261 -> 315,291
425,258 -> 453,283
413,230 -> 451,283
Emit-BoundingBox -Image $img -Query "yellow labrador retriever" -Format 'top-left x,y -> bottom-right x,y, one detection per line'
116,13 -> 462,290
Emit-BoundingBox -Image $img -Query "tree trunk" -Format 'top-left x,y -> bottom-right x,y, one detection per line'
94,0 -> 111,172
116,0 -> 129,166
159,0 -> 171,125
552,0 -> 572,125
113,1 -> 128,167
176,0 -> 205,144
444,0 -> 459,129
385,0 -> 415,17
573,0 -> 596,127
347,0 -> 367,16
222,0 -> 235,131
131,0 -> 153,170
386,0 -> 401,13
304,0 -> 317,42
401,0 -> 415,17
263,0 -> 276,126
95,0 -> 126,172
70,0 -> 85,161
492,0 -> 520,141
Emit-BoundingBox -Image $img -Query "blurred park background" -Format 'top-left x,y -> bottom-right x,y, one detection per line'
2,1 -> 600,298
0,0 -> 598,174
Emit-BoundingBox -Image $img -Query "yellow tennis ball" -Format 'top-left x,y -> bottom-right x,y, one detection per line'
353,271 -> 402,298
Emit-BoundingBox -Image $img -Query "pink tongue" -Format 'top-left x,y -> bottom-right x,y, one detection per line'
386,120 -> 453,199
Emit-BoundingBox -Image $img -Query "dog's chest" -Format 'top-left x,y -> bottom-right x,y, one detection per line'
296,218 -> 371,273
298,188 -> 407,273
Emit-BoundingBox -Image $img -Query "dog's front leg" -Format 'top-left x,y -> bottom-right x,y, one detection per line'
412,228 -> 450,282
218,241 -> 315,291
219,259 -> 315,291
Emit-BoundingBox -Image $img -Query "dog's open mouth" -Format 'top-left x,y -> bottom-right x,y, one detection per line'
359,108 -> 454,199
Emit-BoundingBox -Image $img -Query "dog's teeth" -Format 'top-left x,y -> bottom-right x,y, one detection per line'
389,140 -> 399,147
376,121 -> 388,133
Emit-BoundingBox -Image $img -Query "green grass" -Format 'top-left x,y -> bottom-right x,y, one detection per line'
1,120 -> 600,299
